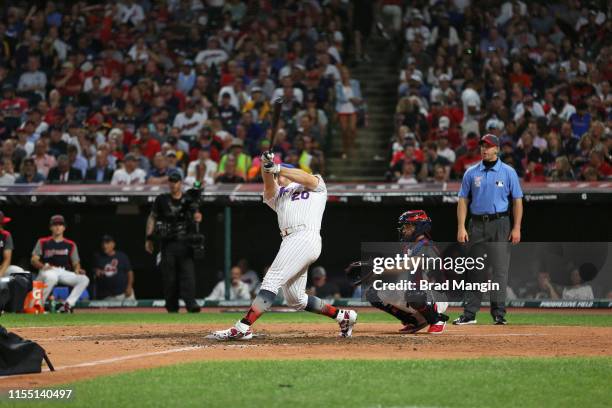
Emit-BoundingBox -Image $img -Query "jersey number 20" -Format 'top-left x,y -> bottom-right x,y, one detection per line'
291,191 -> 310,201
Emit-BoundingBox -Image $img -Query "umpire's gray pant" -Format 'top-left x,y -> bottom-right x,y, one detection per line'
463,216 -> 511,319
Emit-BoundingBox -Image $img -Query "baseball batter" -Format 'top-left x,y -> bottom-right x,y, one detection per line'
211,152 -> 357,340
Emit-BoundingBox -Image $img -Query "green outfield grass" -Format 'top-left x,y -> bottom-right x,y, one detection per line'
8,358 -> 609,408
2,310 -> 611,328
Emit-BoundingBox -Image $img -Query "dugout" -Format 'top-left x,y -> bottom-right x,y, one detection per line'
0,182 -> 610,299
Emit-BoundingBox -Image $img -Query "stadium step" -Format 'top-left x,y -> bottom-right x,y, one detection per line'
326,35 -> 399,181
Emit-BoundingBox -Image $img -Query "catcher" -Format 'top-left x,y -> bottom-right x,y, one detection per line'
348,210 -> 449,334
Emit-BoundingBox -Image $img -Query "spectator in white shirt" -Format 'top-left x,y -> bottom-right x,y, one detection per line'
279,54 -> 306,79
559,55 -> 588,79
514,93 -> 545,122
429,14 -> 459,47
128,37 -> 151,63
328,30 -> 343,64
186,148 -> 217,186
318,53 -> 341,83
460,84 -> 481,115
206,266 -> 251,301
562,266 -> 595,300
495,0 -> 527,27
548,92 -> 576,121
83,65 -> 111,93
172,101 -> 207,140
0,159 -> 15,185
110,154 -> 146,185
118,0 -> 145,26
405,13 -> 430,43
217,77 -> 248,110
397,160 -> 419,185
247,66 -> 275,100
430,74 -> 454,104
437,135 -> 456,164
17,56 -> 47,99
272,76 -> 304,105
195,37 -> 229,68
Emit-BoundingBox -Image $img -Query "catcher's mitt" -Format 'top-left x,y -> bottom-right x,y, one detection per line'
344,260 -> 372,286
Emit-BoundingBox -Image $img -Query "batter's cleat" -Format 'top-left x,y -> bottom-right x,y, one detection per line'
209,322 -> 253,341
452,315 -> 477,325
493,316 -> 507,325
427,320 -> 446,334
399,321 -> 428,334
336,309 -> 358,338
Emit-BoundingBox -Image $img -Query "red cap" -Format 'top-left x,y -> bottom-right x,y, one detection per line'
0,211 -> 11,224
480,133 -> 500,147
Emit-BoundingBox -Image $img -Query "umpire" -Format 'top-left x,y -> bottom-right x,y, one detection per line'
455,134 -> 523,325
145,172 -> 202,313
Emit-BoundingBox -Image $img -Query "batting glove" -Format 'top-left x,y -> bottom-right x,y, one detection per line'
263,161 -> 280,174
261,151 -> 274,164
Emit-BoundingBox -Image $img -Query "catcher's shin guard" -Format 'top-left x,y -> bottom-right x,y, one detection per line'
409,301 -> 449,325
373,301 -> 420,326
366,287 -> 419,325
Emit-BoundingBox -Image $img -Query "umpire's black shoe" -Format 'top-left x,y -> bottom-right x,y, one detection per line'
493,316 -> 507,325
452,315 -> 477,325
187,305 -> 201,313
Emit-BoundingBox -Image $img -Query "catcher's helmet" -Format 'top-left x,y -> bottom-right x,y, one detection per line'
398,210 -> 432,242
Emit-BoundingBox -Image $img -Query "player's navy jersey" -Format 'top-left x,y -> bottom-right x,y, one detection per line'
94,250 -> 132,298
32,236 -> 80,269
0,229 -> 14,263
401,238 -> 441,281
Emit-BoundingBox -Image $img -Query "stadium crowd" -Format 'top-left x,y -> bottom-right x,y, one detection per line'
385,0 -> 611,183
0,1 -> 370,187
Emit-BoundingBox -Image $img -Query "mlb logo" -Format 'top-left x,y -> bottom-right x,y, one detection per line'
496,180 -> 504,187
474,176 -> 482,187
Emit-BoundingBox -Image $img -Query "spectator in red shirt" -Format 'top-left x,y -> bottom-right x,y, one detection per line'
0,84 -> 28,130
390,140 -> 423,168
453,138 -> 481,177
584,150 -> 612,180
431,116 -> 462,149
524,162 -> 547,182
509,61 -> 532,90
53,61 -> 83,98
133,124 -> 161,160
189,128 -> 222,163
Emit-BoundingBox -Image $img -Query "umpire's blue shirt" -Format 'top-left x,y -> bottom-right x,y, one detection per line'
458,160 -> 523,215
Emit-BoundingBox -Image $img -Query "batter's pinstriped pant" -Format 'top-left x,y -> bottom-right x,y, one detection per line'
260,230 -> 322,310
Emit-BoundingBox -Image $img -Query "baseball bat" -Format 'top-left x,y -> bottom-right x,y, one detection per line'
268,96 -> 284,150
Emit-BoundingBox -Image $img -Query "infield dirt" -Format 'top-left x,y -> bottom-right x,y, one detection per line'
2,318 -> 611,389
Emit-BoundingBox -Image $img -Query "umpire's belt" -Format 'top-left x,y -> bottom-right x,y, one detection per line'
280,224 -> 308,237
471,212 -> 508,222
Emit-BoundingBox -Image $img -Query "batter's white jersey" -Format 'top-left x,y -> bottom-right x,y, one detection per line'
263,175 -> 327,231
260,175 -> 327,309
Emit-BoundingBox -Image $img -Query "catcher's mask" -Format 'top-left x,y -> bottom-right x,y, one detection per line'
398,210 -> 432,242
